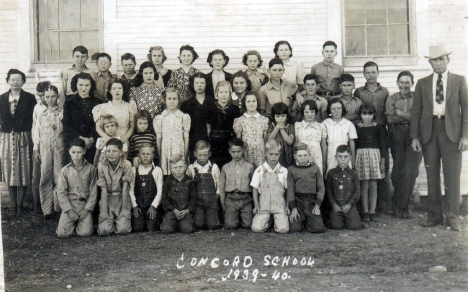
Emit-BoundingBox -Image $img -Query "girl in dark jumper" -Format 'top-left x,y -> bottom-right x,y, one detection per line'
355,103 -> 386,222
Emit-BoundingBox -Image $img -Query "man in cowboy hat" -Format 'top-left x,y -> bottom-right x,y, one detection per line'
411,44 -> 468,231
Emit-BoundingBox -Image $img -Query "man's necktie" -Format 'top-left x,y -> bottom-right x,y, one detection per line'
436,74 -> 444,104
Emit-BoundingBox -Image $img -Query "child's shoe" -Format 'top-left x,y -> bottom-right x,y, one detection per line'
369,213 -> 379,222
362,213 -> 370,223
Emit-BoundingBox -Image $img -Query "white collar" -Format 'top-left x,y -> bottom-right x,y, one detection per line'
243,112 -> 261,119
262,162 -> 281,172
194,161 -> 212,169
9,92 -> 20,102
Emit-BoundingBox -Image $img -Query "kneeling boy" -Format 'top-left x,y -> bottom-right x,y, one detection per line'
288,143 -> 325,233
326,145 -> 361,230
219,138 -> 255,229
97,138 -> 133,236
129,144 -> 163,232
186,140 -> 220,230
56,138 -> 97,238
160,154 -> 197,234
251,140 -> 289,233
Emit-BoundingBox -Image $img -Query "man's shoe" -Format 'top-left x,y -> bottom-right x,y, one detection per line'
402,209 -> 414,219
362,213 -> 370,223
370,213 -> 379,222
420,220 -> 443,227
394,208 -> 404,219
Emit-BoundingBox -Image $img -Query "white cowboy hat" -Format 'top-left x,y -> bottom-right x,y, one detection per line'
424,44 -> 453,59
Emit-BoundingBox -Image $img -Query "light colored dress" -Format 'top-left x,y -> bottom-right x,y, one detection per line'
233,112 -> 269,168
322,118 -> 357,174
294,120 -> 327,173
154,109 -> 191,175
92,101 -> 137,138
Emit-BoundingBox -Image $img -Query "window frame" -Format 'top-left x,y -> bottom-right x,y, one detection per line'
341,0 -> 417,67
32,0 -> 103,64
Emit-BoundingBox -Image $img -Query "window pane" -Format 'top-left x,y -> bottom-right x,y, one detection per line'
366,0 -> 387,25
389,25 -> 410,55
388,0 -> 409,23
82,31 -> 100,55
81,0 -> 100,30
59,0 -> 80,31
38,0 -> 58,30
345,27 -> 366,56
60,32 -> 80,62
367,25 -> 388,55
39,31 -> 59,62
345,0 -> 366,25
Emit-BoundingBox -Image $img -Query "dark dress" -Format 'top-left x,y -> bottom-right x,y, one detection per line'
62,94 -> 102,163
205,71 -> 233,99
207,102 -> 240,168
180,95 -> 215,157
161,70 -> 172,88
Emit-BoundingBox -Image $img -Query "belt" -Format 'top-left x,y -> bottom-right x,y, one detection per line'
229,191 -> 252,195
317,91 -> 340,97
394,122 -> 410,126
69,198 -> 87,202
110,192 -> 122,196
433,115 -> 445,119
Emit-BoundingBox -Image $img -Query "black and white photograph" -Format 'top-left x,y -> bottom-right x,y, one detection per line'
0,0 -> 467,291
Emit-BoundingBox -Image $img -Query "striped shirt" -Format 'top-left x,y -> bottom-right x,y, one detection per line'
128,132 -> 157,161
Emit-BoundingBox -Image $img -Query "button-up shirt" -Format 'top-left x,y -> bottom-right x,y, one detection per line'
250,162 -> 288,194
310,61 -> 344,93
129,163 -> 164,208
186,161 -> 220,194
121,72 -> 139,89
62,65 -> 91,96
90,71 -> 117,102
340,94 -> 363,124
326,166 -> 360,207
282,59 -> 304,85
432,71 -> 448,116
354,83 -> 389,125
291,91 -> 328,123
57,160 -> 97,212
385,92 -> 414,121
97,159 -> 133,193
219,158 -> 255,198
258,80 -> 297,116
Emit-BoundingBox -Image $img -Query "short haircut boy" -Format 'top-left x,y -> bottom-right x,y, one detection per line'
121,53 -> 136,63
288,142 -> 325,233
194,140 -> 211,151
56,137 -> 97,238
219,138 -> 255,229
363,61 -> 379,72
323,41 -> 337,49
303,74 -> 320,84
96,52 -> 112,63
326,144 -> 361,230
106,137 -> 123,150
269,57 -> 284,69
265,139 -> 282,153
36,81 -> 51,93
169,153 -> 185,165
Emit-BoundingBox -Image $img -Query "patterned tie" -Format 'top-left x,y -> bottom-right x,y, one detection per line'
436,74 -> 444,104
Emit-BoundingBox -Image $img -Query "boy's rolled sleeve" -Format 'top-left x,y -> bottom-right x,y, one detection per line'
57,168 -> 73,212
315,170 -> 325,207
85,167 -> 98,211
128,167 -> 138,208
250,167 -> 262,191
287,171 -> 296,209
97,163 -> 107,189
151,167 -> 164,209
121,161 -> 134,186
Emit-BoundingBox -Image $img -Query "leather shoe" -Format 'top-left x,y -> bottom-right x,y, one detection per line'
420,220 -> 443,227
393,208 -> 404,219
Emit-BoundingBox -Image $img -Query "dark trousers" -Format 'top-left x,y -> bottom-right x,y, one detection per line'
224,192 -> 253,229
289,195 -> 325,233
32,157 -> 41,211
329,205 -> 361,230
160,211 -> 194,234
131,206 -> 158,232
377,127 -> 390,212
389,124 -> 423,210
422,119 -> 462,226
194,195 -> 219,229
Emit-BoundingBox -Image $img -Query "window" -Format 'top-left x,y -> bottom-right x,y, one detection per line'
34,0 -> 101,63
343,0 -> 416,66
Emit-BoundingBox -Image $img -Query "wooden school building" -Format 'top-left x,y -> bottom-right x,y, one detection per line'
0,0 -> 467,195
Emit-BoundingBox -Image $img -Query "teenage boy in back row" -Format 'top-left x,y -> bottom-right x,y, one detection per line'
62,46 -> 91,101
311,41 -> 344,100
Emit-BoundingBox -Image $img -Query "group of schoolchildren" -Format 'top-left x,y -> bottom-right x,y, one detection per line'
21,39 -> 419,238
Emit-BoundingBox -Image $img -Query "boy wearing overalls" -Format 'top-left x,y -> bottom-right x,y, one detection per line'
129,145 -> 163,232
251,140 -> 289,233
186,141 -> 220,230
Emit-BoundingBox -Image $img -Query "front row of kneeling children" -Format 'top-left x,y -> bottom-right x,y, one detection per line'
57,135 -> 360,238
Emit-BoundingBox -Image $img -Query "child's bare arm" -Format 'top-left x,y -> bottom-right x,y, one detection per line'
280,128 -> 294,145
93,148 -> 101,167
206,123 -> 211,137
156,137 -> 162,166
348,139 -> 356,168
252,188 -> 260,214
183,136 -> 189,161
321,137 -> 328,171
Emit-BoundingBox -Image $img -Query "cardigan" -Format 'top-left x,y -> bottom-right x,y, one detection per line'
0,89 -> 36,133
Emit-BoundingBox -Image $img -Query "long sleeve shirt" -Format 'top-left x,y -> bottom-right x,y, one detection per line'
56,160 -> 98,212
326,166 -> 360,207
62,94 -> 102,143
97,159 -> 133,193
129,164 -> 164,208
161,175 -> 197,214
287,163 -> 325,208
186,161 -> 220,194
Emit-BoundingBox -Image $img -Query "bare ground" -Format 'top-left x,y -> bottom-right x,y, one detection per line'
2,208 -> 468,292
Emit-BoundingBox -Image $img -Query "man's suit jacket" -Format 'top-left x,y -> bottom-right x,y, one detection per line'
205,70 -> 233,99
410,72 -> 468,144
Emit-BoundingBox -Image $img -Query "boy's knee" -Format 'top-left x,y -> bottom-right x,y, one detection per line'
251,222 -> 266,233
56,228 -> 73,239
180,224 -> 194,234
275,226 -> 289,234
289,221 -> 303,233
76,227 -> 94,237
346,221 -> 362,230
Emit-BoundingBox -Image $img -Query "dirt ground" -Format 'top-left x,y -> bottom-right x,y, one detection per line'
2,203 -> 468,292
